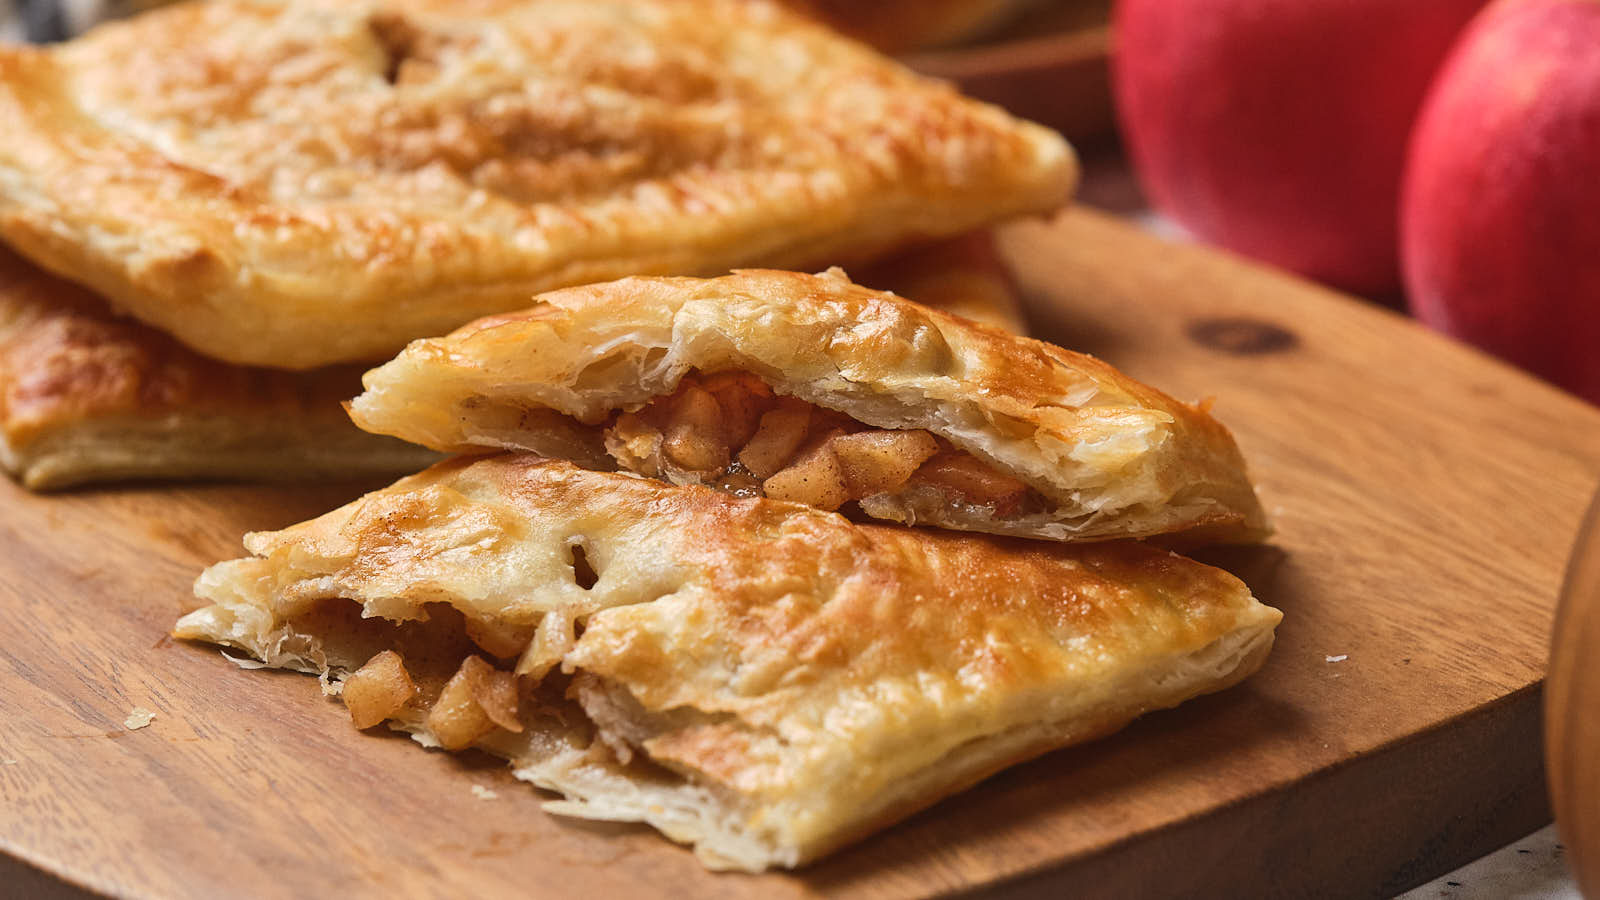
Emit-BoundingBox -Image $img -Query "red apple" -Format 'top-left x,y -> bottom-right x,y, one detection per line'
1114,0 -> 1485,296
1401,0 -> 1600,402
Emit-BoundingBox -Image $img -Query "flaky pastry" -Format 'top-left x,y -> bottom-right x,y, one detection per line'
0,0 -> 1074,369
0,246 -> 437,489
350,269 -> 1267,542
175,454 -> 1281,870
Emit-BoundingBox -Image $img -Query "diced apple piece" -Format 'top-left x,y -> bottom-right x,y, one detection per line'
828,430 -> 940,496
516,609 -> 576,682
342,649 -> 417,730
468,661 -> 523,734
662,385 -> 729,473
738,399 -> 811,478
605,413 -> 664,477
702,372 -> 775,448
426,655 -> 522,750
427,661 -> 495,751
464,616 -> 535,660
914,452 -> 1030,515
763,437 -> 851,510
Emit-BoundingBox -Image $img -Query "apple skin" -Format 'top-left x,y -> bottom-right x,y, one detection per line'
1401,0 -> 1600,402
1113,0 -> 1485,296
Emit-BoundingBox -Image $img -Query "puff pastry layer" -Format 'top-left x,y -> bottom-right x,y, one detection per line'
0,246 -> 438,490
0,0 -> 1074,369
351,269 -> 1267,542
175,454 -> 1281,871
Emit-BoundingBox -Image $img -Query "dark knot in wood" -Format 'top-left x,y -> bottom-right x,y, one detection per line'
1186,317 -> 1299,356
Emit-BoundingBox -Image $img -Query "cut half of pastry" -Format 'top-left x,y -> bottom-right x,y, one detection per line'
0,0 -> 1075,370
350,269 -> 1267,542
0,247 -> 438,490
175,454 -> 1282,871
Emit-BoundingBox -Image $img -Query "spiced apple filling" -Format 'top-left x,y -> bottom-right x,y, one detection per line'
319,599 -> 683,788
601,371 -> 1044,517
286,598 -> 564,752
344,648 -> 526,750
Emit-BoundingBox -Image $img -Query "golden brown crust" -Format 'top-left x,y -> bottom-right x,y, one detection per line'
0,0 -> 1075,370
175,454 -> 1281,870
0,246 -> 438,489
351,269 -> 1267,542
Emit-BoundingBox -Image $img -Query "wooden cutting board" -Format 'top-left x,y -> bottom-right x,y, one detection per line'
3,207 -> 1597,899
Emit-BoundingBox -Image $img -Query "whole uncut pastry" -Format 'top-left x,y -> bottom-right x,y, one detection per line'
0,0 -> 1075,369
176,454 -> 1282,871
350,269 -> 1267,542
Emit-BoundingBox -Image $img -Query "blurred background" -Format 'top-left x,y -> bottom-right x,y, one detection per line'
902,0 -> 1599,418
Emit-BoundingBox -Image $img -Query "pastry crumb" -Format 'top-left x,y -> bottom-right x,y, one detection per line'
319,670 -> 344,697
471,785 -> 499,801
124,707 -> 156,730
220,651 -> 267,670
1325,654 -> 1348,663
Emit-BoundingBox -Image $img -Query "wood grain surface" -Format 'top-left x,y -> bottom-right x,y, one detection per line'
3,207 -> 1599,899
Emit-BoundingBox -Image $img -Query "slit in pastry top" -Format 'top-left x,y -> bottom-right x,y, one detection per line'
349,268 -> 1269,543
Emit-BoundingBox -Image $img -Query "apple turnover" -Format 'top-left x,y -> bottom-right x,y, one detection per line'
175,454 -> 1281,871
0,247 -> 438,490
350,269 -> 1267,542
0,0 -> 1074,369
